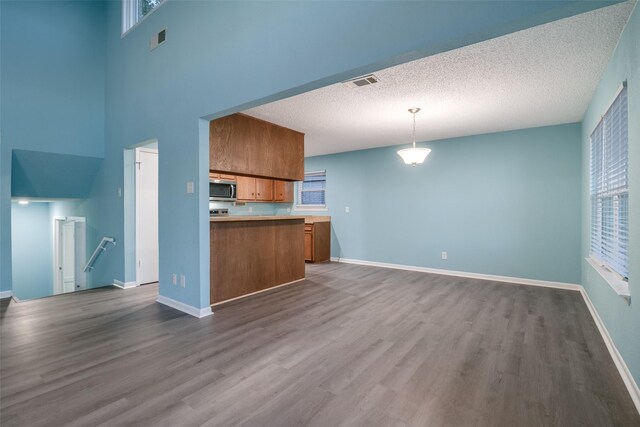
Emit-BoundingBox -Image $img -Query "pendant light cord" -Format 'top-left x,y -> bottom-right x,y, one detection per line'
412,110 -> 416,149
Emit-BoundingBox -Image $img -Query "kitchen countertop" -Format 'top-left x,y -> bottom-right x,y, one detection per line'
210,215 -> 306,222
304,216 -> 331,224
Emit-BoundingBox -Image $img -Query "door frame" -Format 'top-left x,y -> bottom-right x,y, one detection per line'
53,216 -> 87,294
135,146 -> 159,286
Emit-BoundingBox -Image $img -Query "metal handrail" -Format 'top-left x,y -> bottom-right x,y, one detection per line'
84,237 -> 116,272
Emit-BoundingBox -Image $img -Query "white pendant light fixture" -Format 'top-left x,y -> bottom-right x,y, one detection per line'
397,108 -> 431,167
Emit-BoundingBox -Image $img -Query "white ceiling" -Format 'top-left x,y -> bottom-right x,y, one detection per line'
243,1 -> 635,157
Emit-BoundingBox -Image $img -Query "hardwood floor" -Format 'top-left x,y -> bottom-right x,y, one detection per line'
1,262 -> 638,426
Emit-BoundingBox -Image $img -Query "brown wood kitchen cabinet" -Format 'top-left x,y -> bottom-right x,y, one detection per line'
304,220 -> 330,263
237,176 -> 292,203
274,180 -> 294,203
209,113 -> 304,181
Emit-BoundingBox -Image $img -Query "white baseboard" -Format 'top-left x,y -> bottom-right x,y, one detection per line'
0,290 -> 13,300
329,256 -> 639,415
580,289 -> 640,414
330,257 -> 581,291
113,280 -> 138,289
156,295 -> 213,318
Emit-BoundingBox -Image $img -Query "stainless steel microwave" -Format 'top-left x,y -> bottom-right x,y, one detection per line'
209,180 -> 236,201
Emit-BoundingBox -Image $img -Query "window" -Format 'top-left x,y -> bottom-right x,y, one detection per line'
122,0 -> 165,35
590,85 -> 628,280
296,171 -> 326,209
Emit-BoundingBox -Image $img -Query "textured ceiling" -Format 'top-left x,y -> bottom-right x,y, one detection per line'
243,1 -> 635,157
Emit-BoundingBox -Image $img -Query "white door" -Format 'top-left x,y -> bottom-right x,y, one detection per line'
62,221 -> 76,293
136,148 -> 159,285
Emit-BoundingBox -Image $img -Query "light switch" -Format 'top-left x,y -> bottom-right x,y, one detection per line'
186,181 -> 194,194
345,206 -> 350,213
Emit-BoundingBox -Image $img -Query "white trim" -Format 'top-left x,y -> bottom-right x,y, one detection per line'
580,288 -> 640,414
211,278 -> 306,308
113,280 -> 138,289
585,257 -> 630,299
0,290 -> 13,300
330,257 -> 581,291
156,295 -> 213,318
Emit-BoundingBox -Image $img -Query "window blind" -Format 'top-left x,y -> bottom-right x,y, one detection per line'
590,85 -> 628,279
298,171 -> 326,206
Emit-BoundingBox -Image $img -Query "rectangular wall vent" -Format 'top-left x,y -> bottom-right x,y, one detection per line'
150,29 -> 166,51
344,74 -> 380,88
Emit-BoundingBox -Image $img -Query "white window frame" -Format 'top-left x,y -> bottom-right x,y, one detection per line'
294,170 -> 328,212
587,82 -> 629,298
122,0 -> 166,37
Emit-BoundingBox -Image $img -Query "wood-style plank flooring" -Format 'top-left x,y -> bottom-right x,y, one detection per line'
1,262 -> 638,426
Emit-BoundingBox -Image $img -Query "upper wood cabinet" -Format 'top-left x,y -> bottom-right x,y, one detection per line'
255,178 -> 274,201
210,113 -> 304,181
274,180 -> 294,203
236,175 -> 256,200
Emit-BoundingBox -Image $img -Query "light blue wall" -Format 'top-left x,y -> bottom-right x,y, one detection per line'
100,0 -> 615,310
581,4 -> 640,385
11,202 -> 53,300
0,0 -> 107,293
1,0 -> 619,304
303,123 -> 582,284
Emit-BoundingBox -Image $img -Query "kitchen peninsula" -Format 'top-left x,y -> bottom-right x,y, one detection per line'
210,216 -> 306,304
209,113 -> 307,306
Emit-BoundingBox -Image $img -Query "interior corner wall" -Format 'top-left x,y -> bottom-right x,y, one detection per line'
581,3 -> 640,385
0,0 -> 107,293
303,123 -> 582,284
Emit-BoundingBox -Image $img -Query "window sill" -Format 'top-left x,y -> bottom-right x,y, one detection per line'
585,257 -> 630,301
293,206 -> 328,212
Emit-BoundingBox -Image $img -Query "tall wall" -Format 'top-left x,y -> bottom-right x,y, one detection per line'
303,123 -> 582,284
101,0 -> 612,310
581,3 -> 640,385
0,1 -> 107,293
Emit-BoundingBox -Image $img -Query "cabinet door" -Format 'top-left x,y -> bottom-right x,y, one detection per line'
273,180 -> 294,202
304,231 -> 313,261
255,178 -> 274,201
236,176 -> 256,201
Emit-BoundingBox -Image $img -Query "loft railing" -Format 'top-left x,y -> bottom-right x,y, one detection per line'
84,237 -> 116,272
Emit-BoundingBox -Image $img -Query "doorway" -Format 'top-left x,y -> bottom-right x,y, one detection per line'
135,146 -> 159,285
53,217 -> 87,294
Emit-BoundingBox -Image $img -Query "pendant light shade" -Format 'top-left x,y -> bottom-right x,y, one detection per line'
397,108 -> 431,167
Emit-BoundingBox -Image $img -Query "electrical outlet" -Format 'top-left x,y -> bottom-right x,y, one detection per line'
286,207 -> 291,213
117,187 -> 122,197
345,206 -> 350,213
249,206 -> 253,213
441,251 -> 448,260
172,273 -> 177,285
180,274 -> 186,288
186,181 -> 194,194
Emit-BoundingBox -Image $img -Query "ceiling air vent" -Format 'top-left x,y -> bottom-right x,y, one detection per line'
344,74 -> 380,88
150,29 -> 166,51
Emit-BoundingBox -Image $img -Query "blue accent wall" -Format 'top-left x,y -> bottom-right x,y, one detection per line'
303,123 -> 582,284
0,0 -> 106,293
0,0 -> 620,305
100,0 -> 614,310
581,4 -> 640,385
11,202 -> 53,300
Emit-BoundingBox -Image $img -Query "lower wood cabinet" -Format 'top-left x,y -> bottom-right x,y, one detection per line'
304,221 -> 330,263
210,219 -> 305,304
